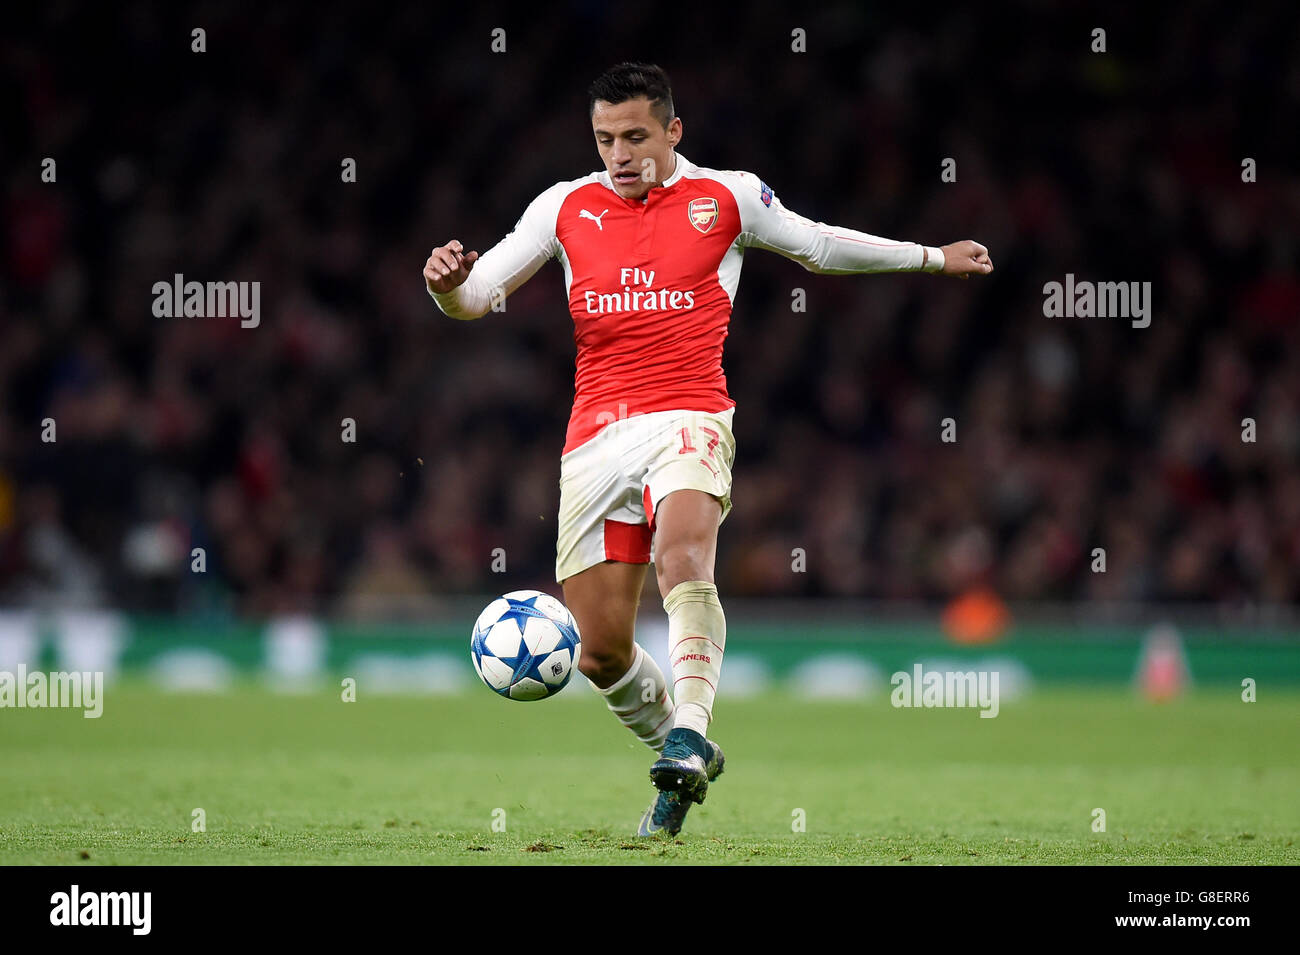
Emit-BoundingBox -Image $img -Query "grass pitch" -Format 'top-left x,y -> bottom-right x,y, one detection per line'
1,683 -> 1296,864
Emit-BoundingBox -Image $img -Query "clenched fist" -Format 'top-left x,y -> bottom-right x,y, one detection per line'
939,240 -> 994,279
424,240 -> 480,294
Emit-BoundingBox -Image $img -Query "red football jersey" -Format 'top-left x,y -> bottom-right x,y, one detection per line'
431,153 -> 943,454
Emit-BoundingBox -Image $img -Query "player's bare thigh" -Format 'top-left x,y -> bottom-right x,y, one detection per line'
562,559 -> 650,689
653,488 -> 722,599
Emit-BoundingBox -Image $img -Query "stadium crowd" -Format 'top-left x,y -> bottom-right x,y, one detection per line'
2,2 -> 1297,616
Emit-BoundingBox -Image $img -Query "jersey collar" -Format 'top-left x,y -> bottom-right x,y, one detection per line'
602,151 -> 690,202
661,151 -> 688,187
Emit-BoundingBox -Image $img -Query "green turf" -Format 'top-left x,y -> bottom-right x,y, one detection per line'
1,683 -> 1296,864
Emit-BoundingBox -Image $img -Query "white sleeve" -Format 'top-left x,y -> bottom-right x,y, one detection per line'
429,181 -> 566,320
726,170 -> 944,275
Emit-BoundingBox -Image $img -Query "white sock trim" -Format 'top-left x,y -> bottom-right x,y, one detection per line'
673,701 -> 711,736
595,643 -> 644,696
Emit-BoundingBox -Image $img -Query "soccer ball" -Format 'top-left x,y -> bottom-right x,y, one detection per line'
470,590 -> 583,700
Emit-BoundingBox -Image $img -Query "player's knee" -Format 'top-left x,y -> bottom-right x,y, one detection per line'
655,541 -> 713,595
578,640 -> 636,688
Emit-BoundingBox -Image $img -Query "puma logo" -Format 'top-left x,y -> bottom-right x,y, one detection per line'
579,208 -> 609,230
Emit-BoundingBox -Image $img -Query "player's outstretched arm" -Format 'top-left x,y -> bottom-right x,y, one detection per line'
937,240 -> 994,279
424,181 -> 566,320
729,170 -> 994,279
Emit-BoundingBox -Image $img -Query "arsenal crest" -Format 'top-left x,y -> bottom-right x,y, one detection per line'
688,197 -> 719,234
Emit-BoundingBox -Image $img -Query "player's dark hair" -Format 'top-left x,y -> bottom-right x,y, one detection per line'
588,62 -> 675,129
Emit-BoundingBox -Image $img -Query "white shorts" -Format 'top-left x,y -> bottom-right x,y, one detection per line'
555,407 -> 737,583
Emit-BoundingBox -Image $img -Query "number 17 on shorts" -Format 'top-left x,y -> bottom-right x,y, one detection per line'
554,407 -> 737,582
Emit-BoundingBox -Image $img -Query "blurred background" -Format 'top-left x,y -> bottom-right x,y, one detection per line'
2,1 -> 1298,694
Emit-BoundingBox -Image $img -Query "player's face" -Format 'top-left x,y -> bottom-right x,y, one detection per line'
591,97 -> 682,200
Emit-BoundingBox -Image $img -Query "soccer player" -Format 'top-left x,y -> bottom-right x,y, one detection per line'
424,62 -> 993,836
